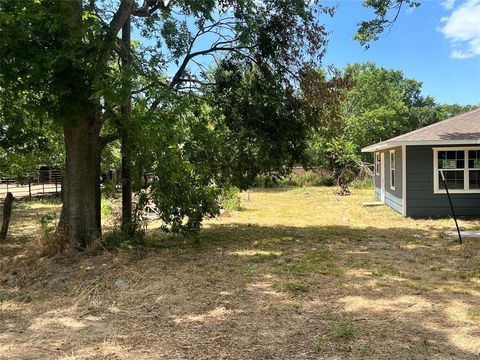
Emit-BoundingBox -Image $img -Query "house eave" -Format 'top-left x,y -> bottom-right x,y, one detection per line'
361,139 -> 480,153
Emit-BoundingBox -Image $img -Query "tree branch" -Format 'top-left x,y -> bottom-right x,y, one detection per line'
98,134 -> 119,150
96,0 -> 135,75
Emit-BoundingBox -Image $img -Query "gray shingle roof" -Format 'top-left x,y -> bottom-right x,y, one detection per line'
362,108 -> 480,152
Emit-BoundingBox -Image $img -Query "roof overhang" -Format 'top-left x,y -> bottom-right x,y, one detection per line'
361,139 -> 480,153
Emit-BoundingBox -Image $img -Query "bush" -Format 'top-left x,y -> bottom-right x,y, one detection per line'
253,171 -> 335,188
350,177 -> 374,189
101,181 -> 119,199
221,186 -> 242,211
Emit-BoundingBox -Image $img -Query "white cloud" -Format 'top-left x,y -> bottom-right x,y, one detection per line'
441,0 -> 480,59
442,0 -> 456,10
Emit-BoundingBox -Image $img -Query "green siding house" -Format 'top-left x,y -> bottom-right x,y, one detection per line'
362,108 -> 480,217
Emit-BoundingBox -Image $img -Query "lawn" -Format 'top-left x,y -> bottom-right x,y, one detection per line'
1,187 -> 480,359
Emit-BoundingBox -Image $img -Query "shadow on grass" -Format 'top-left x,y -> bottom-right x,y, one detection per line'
1,222 -> 479,359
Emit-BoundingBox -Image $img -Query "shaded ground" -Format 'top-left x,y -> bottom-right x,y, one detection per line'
1,187 -> 480,359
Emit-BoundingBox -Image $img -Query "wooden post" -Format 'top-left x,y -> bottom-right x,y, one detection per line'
0,192 -> 13,241
28,174 -> 32,200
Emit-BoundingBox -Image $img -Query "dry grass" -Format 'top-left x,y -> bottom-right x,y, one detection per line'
1,187 -> 480,359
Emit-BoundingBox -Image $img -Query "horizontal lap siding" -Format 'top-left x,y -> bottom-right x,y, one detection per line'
376,146 -> 403,214
385,191 -> 403,213
406,145 -> 480,217
374,155 -> 381,200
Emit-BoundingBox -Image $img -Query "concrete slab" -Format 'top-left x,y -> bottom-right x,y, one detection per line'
447,230 -> 480,238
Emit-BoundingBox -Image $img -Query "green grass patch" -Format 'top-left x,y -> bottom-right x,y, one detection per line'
248,252 -> 280,263
279,250 -> 341,275
467,308 -> 480,320
371,265 -> 402,278
331,321 -> 356,340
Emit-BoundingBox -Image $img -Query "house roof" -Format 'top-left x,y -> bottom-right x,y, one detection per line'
362,108 -> 480,152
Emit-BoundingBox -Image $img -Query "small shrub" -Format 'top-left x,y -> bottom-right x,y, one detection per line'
312,175 -> 335,186
221,186 -> 242,211
102,231 -> 145,252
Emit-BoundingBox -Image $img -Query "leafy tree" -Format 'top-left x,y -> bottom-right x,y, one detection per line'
307,63 -> 479,169
0,0 -> 418,248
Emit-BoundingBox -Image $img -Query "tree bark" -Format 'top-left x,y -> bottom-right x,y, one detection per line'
120,15 -> 133,235
62,115 -> 102,249
0,192 -> 14,241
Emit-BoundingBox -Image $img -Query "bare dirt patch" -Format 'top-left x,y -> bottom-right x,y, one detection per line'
1,188 -> 480,359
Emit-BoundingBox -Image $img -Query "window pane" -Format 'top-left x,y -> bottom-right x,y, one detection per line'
470,170 -> 480,189
438,150 -> 463,169
468,150 -> 480,169
391,169 -> 395,187
438,170 -> 464,190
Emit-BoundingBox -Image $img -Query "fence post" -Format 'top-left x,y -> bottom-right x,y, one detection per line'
55,172 -> 58,194
0,192 -> 14,241
28,174 -> 32,200
42,175 -> 45,195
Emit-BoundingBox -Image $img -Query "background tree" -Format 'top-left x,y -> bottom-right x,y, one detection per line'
0,0 -> 428,248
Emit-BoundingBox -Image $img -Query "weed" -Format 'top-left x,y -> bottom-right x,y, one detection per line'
314,336 -> 326,352
242,263 -> 254,280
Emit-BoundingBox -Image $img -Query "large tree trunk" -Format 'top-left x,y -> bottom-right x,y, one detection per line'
62,115 -> 102,249
120,16 -> 133,235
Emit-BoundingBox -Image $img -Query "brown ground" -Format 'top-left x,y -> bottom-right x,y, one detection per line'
1,188 -> 480,359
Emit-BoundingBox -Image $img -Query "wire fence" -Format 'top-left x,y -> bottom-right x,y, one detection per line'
0,169 -> 62,204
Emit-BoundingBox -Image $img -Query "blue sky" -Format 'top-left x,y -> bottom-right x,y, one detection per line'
320,0 -> 480,105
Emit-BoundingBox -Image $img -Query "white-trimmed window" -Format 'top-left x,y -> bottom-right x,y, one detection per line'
375,152 -> 381,176
390,150 -> 396,190
433,147 -> 480,193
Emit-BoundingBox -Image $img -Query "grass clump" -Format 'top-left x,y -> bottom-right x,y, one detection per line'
331,321 -> 356,340
467,308 -> 480,320
36,212 -> 66,256
276,280 -> 309,294
248,252 -> 280,263
314,336 -> 326,352
350,177 -> 374,189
